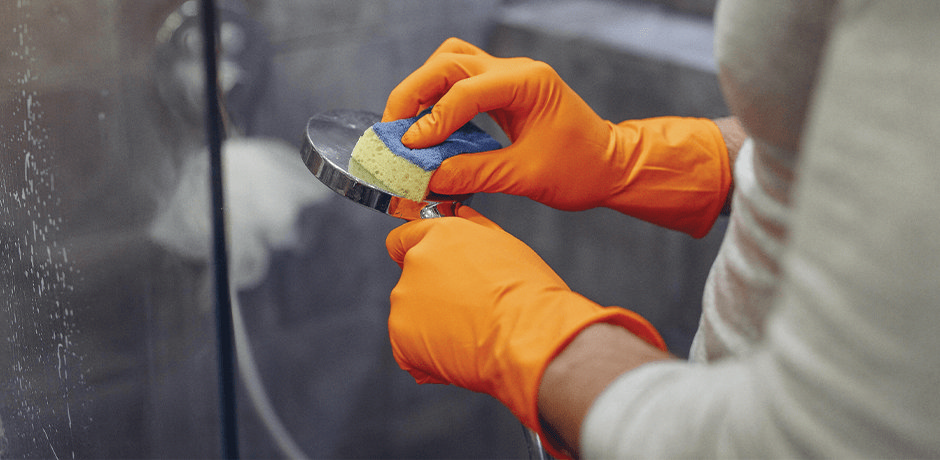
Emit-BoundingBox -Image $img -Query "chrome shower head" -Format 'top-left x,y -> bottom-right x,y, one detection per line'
299,109 -> 471,220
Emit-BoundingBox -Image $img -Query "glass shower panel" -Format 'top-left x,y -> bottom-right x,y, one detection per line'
2,1 -> 601,458
1,1 -> 221,457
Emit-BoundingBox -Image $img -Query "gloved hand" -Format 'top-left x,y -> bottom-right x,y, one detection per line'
385,205 -> 667,454
383,38 -> 731,238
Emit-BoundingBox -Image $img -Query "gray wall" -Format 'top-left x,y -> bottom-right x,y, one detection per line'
0,0 -> 726,458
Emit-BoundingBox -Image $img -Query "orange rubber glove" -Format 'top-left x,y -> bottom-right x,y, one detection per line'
385,205 -> 667,456
383,38 -> 731,238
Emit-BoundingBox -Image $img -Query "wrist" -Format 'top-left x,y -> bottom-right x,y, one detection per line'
538,322 -> 674,458
506,297 -> 665,459
711,116 -> 746,214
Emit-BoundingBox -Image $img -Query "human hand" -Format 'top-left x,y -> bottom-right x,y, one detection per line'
383,37 -> 619,213
385,205 -> 666,437
383,38 -> 732,237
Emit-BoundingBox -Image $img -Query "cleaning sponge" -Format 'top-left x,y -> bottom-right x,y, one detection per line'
349,110 -> 501,201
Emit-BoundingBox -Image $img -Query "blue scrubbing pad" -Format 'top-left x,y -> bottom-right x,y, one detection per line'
371,110 -> 502,170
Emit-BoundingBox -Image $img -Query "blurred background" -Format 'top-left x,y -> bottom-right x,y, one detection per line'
0,0 -> 724,457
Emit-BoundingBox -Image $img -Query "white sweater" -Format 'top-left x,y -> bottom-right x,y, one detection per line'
583,1 -> 940,457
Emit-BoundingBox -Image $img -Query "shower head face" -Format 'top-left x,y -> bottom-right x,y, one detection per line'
300,110 -> 471,220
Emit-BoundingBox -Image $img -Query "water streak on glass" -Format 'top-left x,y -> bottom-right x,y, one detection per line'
1,1 -> 84,458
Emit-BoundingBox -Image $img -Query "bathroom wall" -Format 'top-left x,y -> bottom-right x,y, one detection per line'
1,0 -> 726,458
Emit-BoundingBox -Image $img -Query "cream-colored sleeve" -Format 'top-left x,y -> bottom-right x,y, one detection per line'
582,2 -> 940,458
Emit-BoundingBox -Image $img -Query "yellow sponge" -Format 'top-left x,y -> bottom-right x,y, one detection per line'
349,111 -> 501,201
350,127 -> 432,201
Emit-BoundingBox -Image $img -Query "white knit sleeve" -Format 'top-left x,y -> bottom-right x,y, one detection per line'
582,2 -> 940,458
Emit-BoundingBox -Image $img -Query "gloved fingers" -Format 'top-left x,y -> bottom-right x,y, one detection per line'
391,348 -> 448,385
386,206 -> 503,268
425,37 -> 488,60
407,369 -> 447,385
399,102 -> 478,149
387,37 -> 489,125
382,52 -> 485,123
382,39 -> 488,122
389,53 -> 514,146
400,65 -> 529,148
382,83 -> 434,123
389,305 -> 450,385
385,219 -> 431,268
409,39 -> 491,115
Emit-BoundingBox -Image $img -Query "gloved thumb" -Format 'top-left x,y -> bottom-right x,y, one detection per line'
386,206 -> 501,268
386,219 -> 432,268
399,61 -> 521,149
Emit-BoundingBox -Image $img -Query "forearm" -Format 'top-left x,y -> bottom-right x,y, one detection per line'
537,117 -> 744,457
537,322 -> 675,458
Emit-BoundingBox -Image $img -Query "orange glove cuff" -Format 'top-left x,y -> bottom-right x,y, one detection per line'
606,116 -> 732,238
